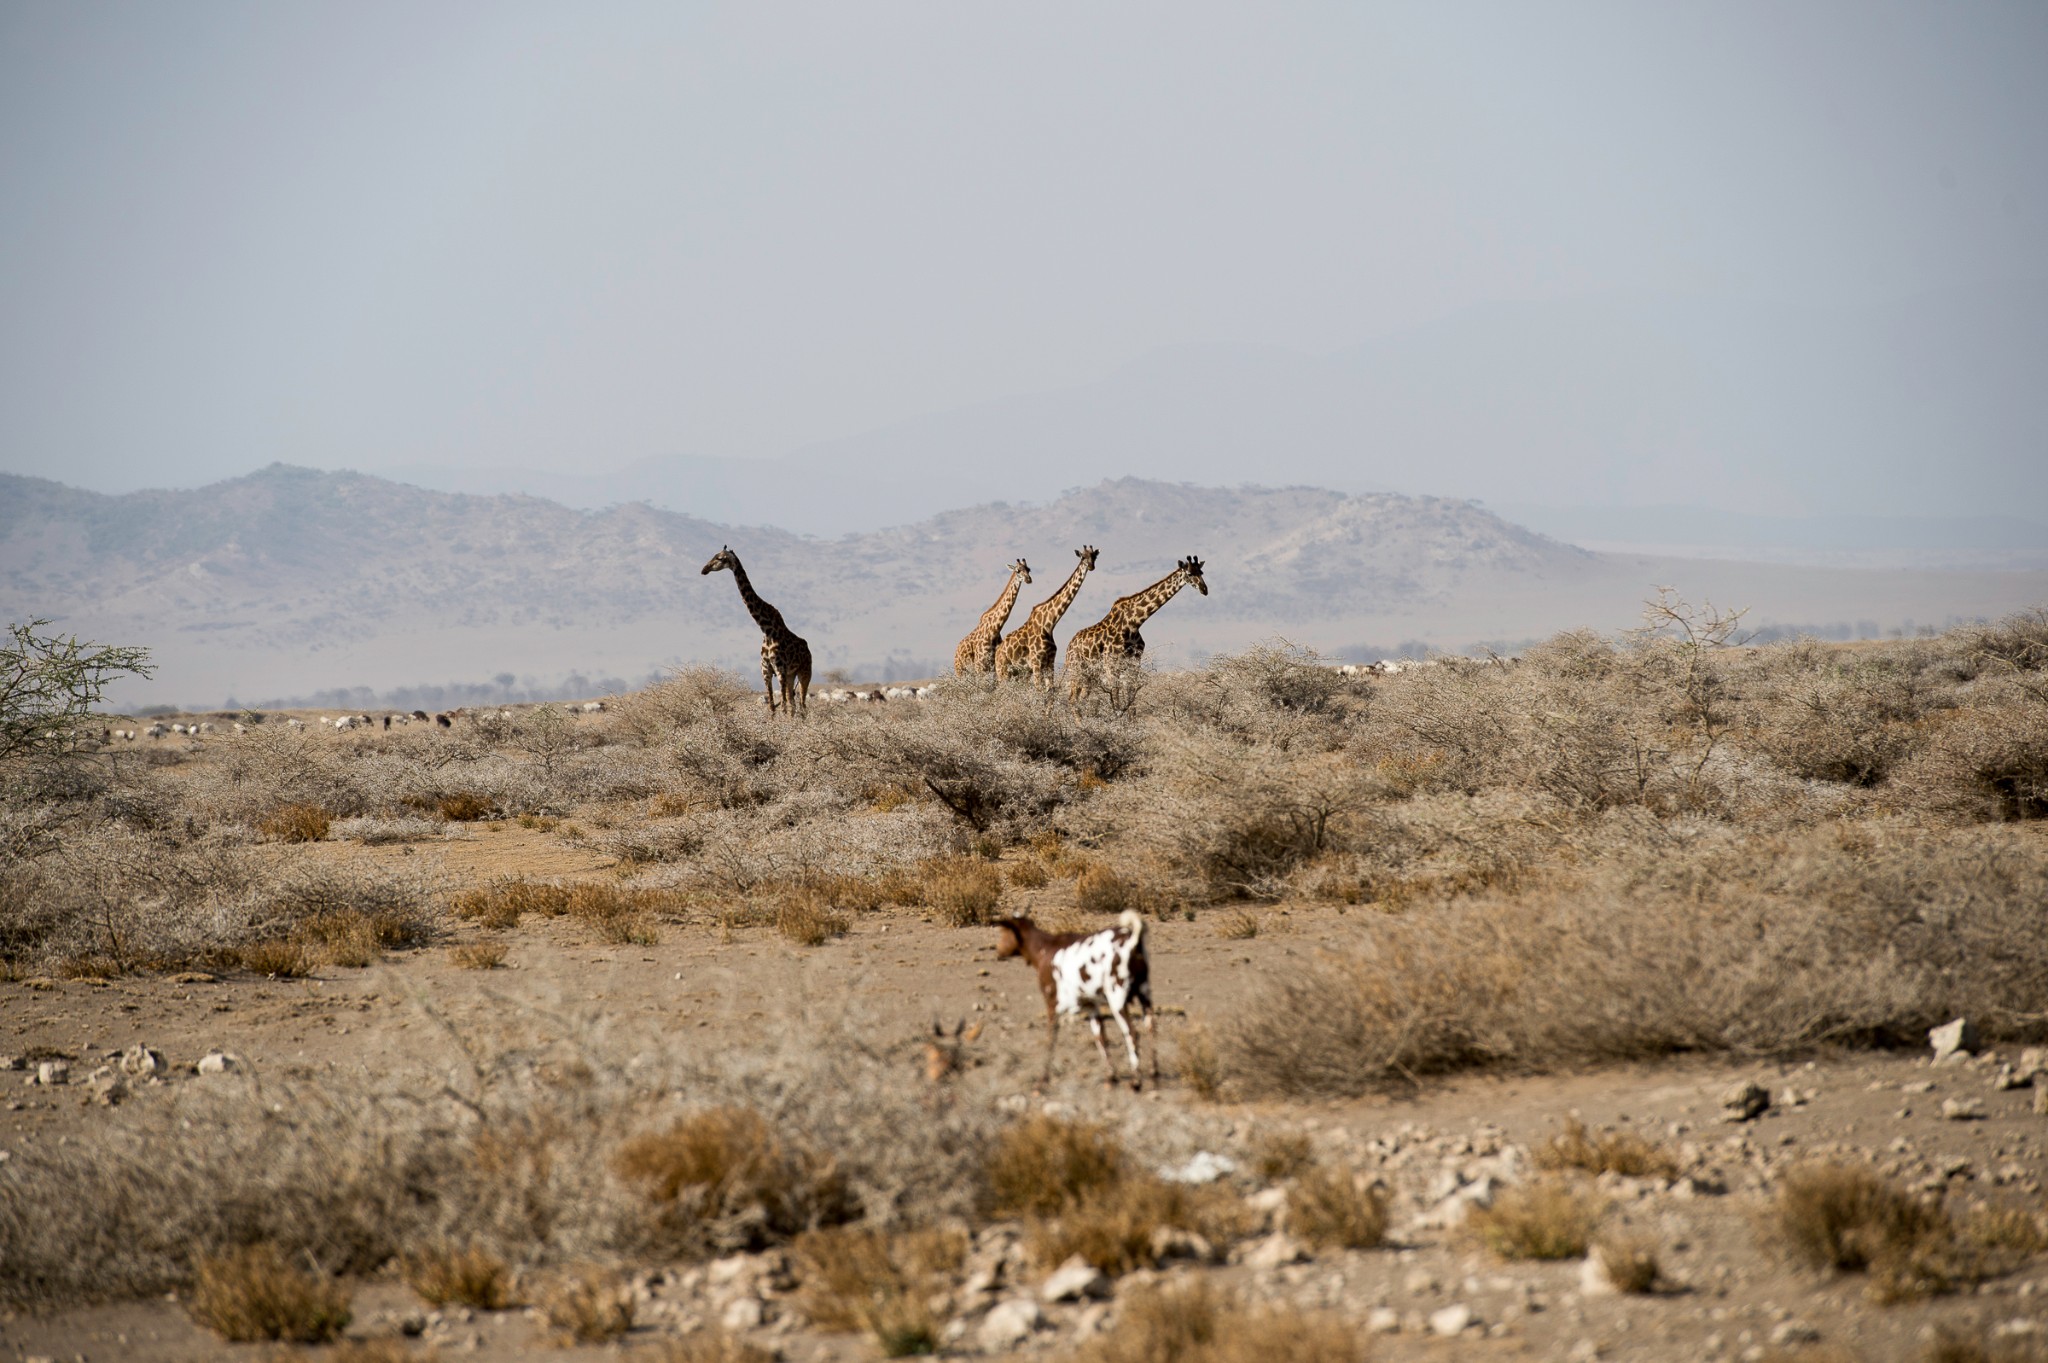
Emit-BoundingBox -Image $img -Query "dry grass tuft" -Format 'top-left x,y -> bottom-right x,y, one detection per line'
1249,1130 -> 1316,1182
1008,858 -> 1051,888
258,803 -> 332,843
1591,1232 -> 1663,1293
1074,864 -> 1133,914
1216,909 -> 1260,940
1177,1025 -> 1225,1101
614,1106 -> 853,1248
234,939 -> 313,978
188,1243 -> 352,1343
981,1115 -> 1125,1218
436,792 -> 495,822
294,907 -> 423,968
655,1332 -> 780,1363
1026,1176 -> 1244,1276
1287,1165 -> 1388,1250
921,856 -> 1003,926
773,886 -> 852,946
402,1241 -> 516,1310
1537,1119 -> 1681,1180
1074,1280 -> 1364,1363
1468,1179 -> 1601,1260
1922,1327 -> 2048,1363
794,1226 -> 951,1355
1762,1163 -> 2036,1301
450,878 -> 572,929
535,1266 -> 635,1344
450,941 -> 507,970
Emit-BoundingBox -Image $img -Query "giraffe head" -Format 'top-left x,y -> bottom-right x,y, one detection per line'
1009,558 -> 1032,584
1076,545 -> 1099,572
701,545 -> 739,576
1179,555 -> 1209,595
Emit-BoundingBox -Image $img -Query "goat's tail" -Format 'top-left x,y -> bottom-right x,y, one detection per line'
1119,909 -> 1145,945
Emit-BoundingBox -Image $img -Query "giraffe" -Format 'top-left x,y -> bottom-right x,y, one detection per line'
953,558 -> 1032,678
994,545 -> 1099,689
700,545 -> 811,718
1063,555 -> 1208,704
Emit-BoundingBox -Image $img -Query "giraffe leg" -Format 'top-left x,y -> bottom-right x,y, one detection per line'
795,667 -> 810,718
761,660 -> 778,716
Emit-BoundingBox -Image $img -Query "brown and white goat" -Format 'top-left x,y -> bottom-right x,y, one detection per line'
994,911 -> 1157,1091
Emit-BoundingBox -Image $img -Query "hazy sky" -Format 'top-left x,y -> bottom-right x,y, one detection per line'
2,2 -> 2042,499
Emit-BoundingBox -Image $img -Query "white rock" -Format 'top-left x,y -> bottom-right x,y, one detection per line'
1720,1081 -> 1770,1122
1159,1150 -> 1237,1184
1931,1017 -> 1980,1063
83,1066 -> 126,1106
119,1044 -> 166,1078
1578,1255 -> 1618,1298
1367,1306 -> 1401,1334
33,1060 -> 69,1086
1148,1226 -> 1212,1263
719,1296 -> 764,1331
961,1264 -> 1002,1297
1040,1255 -> 1110,1303
195,1051 -> 238,1075
1242,1232 -> 1310,1270
1770,1321 -> 1821,1346
1429,1304 -> 1476,1337
977,1298 -> 1043,1350
1244,1185 -> 1290,1231
707,1253 -> 754,1286
1942,1097 -> 1988,1121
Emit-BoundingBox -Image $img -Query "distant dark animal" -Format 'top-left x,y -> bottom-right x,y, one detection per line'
994,911 -> 1157,1090
412,710 -> 430,721
435,713 -> 452,728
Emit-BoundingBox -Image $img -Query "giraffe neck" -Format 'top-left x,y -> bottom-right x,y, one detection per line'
1113,567 -> 1193,629
1028,559 -> 1093,632
726,558 -> 781,634
979,568 -> 1029,632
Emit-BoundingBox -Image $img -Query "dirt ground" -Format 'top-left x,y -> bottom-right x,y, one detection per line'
4,810 -> 2047,1363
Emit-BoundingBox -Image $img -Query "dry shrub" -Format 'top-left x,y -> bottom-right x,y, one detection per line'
562,883 -> 664,945
188,1243 -> 351,1343
795,1227 -> 951,1356
1026,1176 -> 1244,1276
402,1241 -> 516,1309
1216,909 -> 1259,940
981,1115 -> 1125,1218
1924,1326 -> 2048,1363
1075,863 -> 1133,914
1762,1163 -> 2029,1301
451,941 -> 507,970
450,878 -> 571,928
1287,1166 -> 1388,1250
1904,692 -> 2048,821
1177,1025 -> 1225,1101
1536,1119 -> 1680,1180
235,939 -> 312,978
921,856 -> 1002,926
258,803 -> 331,843
1761,665 -> 1924,786
1074,1280 -> 1362,1363
1249,1131 -> 1315,1183
601,823 -> 704,865
1590,1232 -> 1662,1293
536,1266 -> 634,1344
1219,825 -> 2048,1097
615,1106 -> 854,1250
1008,858 -> 1050,888
774,886 -> 851,946
1467,1179 -> 1600,1260
294,907 -> 422,968
436,792 -> 495,822
1962,1205 -> 2048,1256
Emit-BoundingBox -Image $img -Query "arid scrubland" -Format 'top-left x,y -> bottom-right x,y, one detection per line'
2,602 -> 2047,1358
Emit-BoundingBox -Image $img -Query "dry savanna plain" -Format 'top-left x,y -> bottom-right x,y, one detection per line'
5,603 -> 2048,1363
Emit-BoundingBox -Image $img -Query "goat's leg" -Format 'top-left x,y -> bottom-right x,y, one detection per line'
1144,1007 -> 1159,1084
1087,1016 -> 1120,1088
1110,1007 -> 1143,1091
1038,1000 -> 1059,1090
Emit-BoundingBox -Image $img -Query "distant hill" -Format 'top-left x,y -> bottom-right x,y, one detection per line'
2,466 -> 2042,708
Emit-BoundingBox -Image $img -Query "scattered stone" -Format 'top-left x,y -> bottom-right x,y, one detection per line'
1404,1268 -> 1441,1296
1041,1255 -> 1111,1303
82,1065 -> 126,1106
0,1056 -> 22,1072
1075,1302 -> 1113,1336
33,1060 -> 69,1086
1244,1185 -> 1290,1231
1931,1018 -> 1980,1063
961,1264 -> 1002,1297
2035,1087 -> 2048,1117
118,1044 -> 166,1078
2021,1048 -> 2048,1078
1721,1081 -> 1770,1122
1770,1321 -> 1821,1346
194,1051 -> 238,1075
1159,1150 -> 1237,1184
1995,1065 -> 2031,1091
1242,1232 -> 1310,1270
1902,1080 -> 1937,1094
1942,1098 -> 1988,1122
1429,1304 -> 1476,1337
719,1296 -> 765,1332
1367,1307 -> 1401,1334
1578,1253 -> 1618,1299
1148,1226 -> 1213,1263
977,1298 -> 1043,1350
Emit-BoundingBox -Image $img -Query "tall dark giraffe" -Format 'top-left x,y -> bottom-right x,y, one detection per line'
1063,555 -> 1208,704
994,545 -> 1099,689
953,558 -> 1032,678
701,545 -> 811,718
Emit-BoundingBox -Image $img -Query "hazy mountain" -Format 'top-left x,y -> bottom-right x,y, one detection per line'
3,466 -> 2043,709
392,284 -> 2048,540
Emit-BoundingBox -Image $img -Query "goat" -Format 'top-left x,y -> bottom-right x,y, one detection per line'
412,710 -> 430,722
435,713 -> 452,728
994,911 -> 1157,1091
